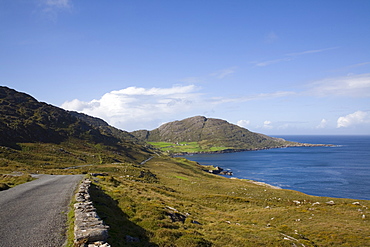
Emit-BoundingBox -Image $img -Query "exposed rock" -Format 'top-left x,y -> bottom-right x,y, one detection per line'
326,200 -> 335,205
167,212 -> 187,223
126,235 -> 140,243
293,200 -> 301,205
88,241 -> 111,247
205,166 -> 233,176
219,170 -> 233,176
90,173 -> 108,177
165,206 -> 189,223
74,178 -> 110,247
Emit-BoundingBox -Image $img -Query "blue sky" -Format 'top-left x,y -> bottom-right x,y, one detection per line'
1,0 -> 370,135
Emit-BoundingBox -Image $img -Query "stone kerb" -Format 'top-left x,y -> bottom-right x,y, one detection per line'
74,178 -> 110,247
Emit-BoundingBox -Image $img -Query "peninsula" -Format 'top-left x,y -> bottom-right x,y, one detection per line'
131,116 -> 332,154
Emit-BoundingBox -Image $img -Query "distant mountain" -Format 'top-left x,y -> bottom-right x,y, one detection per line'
131,116 -> 298,152
0,86 -> 153,161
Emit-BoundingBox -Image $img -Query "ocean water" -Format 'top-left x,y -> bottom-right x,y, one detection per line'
180,135 -> 370,200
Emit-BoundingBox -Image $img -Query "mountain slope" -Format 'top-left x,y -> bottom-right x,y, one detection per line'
68,111 -> 146,145
131,116 -> 296,152
0,86 -> 153,162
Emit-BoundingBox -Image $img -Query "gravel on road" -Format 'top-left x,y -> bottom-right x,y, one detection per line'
0,174 -> 83,247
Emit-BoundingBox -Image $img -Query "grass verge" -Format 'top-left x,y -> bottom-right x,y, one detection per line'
0,173 -> 35,191
84,156 -> 370,246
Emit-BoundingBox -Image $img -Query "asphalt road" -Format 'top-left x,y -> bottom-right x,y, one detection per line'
0,174 -> 83,247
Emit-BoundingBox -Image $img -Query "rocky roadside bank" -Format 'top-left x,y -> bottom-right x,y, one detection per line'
74,178 -> 110,247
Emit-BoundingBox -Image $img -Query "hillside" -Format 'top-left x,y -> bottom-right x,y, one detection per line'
1,87 -> 369,246
0,86 -> 153,164
131,116 -> 303,153
69,111 -> 146,146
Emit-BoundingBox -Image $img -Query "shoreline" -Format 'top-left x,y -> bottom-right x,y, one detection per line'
173,143 -> 335,156
176,143 -> 338,196
202,164 -> 282,190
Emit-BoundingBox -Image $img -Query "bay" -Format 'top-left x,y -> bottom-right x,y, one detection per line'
180,135 -> 370,200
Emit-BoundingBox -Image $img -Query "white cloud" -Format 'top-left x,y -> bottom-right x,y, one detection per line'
286,47 -> 339,57
179,67 -> 236,83
263,120 -> 273,129
62,85 -> 204,131
210,67 -> 237,79
337,111 -> 370,128
253,57 -> 293,67
316,119 -> 328,129
44,0 -> 71,8
237,120 -> 250,128
61,84 -> 300,131
39,0 -> 72,19
309,73 -> 370,97
330,61 -> 370,74
253,47 -> 338,67
213,91 -> 296,104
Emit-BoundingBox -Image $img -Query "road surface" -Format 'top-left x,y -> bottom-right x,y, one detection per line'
0,174 -> 83,247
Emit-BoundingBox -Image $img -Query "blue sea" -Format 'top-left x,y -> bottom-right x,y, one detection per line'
180,136 -> 370,200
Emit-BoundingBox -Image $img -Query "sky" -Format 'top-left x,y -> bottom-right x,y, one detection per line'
1,0 -> 370,135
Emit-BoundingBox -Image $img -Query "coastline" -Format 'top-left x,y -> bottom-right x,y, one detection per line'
178,135 -> 370,200
173,142 -> 335,156
202,163 -> 282,190
176,143 -> 335,192
231,177 -> 282,190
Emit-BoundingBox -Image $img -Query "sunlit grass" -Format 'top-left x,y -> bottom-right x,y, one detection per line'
2,141 -> 369,246
0,173 -> 35,191
149,141 -> 232,153
88,156 -> 370,246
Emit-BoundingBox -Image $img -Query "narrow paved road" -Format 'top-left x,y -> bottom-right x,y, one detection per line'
0,174 -> 83,247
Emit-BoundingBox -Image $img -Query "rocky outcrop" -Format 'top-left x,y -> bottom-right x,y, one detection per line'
74,179 -> 110,247
205,166 -> 233,176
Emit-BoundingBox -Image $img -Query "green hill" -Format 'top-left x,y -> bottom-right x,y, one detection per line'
131,116 -> 308,153
1,87 -> 369,246
0,86 -> 154,166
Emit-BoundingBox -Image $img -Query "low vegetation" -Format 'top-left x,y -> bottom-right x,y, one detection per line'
1,87 -> 369,246
2,144 -> 370,246
148,141 -> 233,153
83,157 -> 370,246
131,116 -> 297,153
0,173 -> 35,191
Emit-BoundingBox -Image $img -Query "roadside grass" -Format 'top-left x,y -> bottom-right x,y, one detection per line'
65,198 -> 77,247
0,139 -> 152,175
0,173 -> 35,191
87,156 -> 370,246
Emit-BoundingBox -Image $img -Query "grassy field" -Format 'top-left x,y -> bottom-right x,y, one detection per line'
1,143 -> 370,246
148,141 -> 232,153
84,157 -> 369,246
